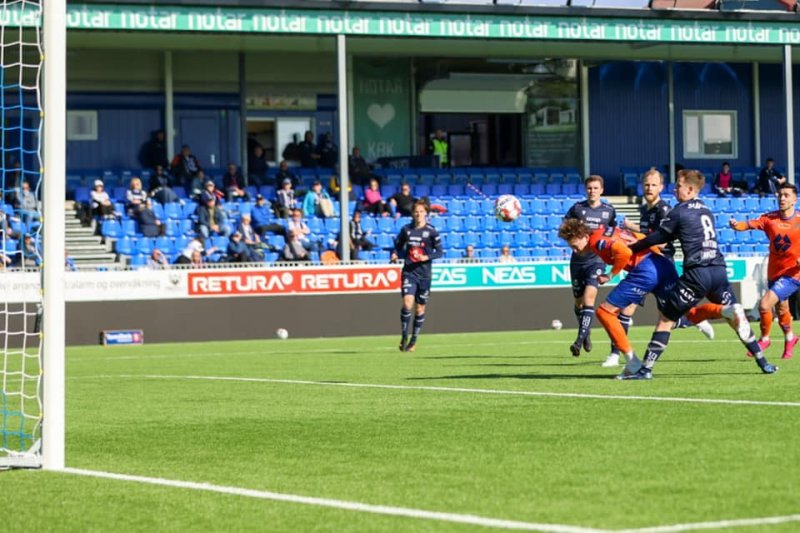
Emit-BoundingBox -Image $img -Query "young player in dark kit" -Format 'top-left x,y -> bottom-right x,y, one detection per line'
391,200 -> 443,352
563,175 -> 617,360
625,170 -> 779,379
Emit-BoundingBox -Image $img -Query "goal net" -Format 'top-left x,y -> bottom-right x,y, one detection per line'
0,0 -> 44,468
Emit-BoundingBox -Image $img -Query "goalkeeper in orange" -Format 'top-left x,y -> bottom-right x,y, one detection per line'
559,219 -> 699,375
729,183 -> 800,359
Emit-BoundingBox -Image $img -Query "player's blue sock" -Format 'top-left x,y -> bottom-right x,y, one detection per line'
575,306 -> 595,347
401,308 -> 412,338
611,313 -> 633,355
643,331 -> 671,370
411,314 -> 425,342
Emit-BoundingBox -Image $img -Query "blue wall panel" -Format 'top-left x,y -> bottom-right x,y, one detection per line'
758,63 -> 800,173
673,62 -> 753,173
589,62 -> 669,190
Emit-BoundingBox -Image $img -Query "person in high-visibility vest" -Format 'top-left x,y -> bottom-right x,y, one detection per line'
427,129 -> 449,167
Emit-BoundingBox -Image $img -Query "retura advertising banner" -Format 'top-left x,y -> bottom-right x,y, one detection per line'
0,259 -> 751,303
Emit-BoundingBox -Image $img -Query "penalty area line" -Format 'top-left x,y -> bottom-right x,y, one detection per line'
94,374 -> 800,408
60,467 -> 604,533
618,513 -> 800,532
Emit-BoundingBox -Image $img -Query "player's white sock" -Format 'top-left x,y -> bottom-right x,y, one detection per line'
761,336 -> 770,343
786,332 -> 795,342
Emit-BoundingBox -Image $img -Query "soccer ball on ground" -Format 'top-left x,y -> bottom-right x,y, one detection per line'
551,319 -> 563,330
275,328 -> 289,340
495,194 -> 522,222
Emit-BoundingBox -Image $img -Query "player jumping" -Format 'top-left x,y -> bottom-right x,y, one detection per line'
624,169 -> 778,379
730,183 -> 800,359
559,219 -> 678,374
391,200 -> 443,352
563,175 -> 617,360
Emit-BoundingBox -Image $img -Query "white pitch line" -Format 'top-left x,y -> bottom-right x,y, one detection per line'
61,467 -> 605,533
96,374 -> 800,408
619,513 -> 800,532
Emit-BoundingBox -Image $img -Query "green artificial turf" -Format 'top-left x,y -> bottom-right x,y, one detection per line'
1,325 -> 798,532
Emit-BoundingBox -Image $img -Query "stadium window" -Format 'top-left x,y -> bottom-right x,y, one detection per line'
66,110 -> 98,141
682,110 -> 737,159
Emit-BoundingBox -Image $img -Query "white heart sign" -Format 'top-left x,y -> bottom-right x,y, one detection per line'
367,103 -> 395,129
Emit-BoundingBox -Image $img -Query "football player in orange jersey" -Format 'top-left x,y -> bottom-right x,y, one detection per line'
730,183 -> 800,359
559,219 -> 683,376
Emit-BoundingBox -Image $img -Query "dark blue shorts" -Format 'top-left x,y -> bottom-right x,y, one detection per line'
769,276 -> 800,302
660,265 -> 736,322
607,254 -> 679,310
402,274 -> 431,305
570,256 -> 605,299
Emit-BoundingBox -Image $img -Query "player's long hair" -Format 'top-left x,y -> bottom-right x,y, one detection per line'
558,218 -> 591,242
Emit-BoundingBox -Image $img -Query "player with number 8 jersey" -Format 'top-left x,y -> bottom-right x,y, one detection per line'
625,169 -> 778,378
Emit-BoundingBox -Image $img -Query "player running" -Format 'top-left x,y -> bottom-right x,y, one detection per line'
730,183 -> 800,359
391,200 -> 443,353
624,169 -> 778,379
563,175 -> 617,360
559,219 -> 677,374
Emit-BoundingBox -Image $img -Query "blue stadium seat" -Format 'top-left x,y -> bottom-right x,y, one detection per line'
448,184 -> 465,197
449,217 -> 465,232
135,237 -> 154,255
121,219 -> 137,237
164,203 -> 182,220
464,216 -> 482,232
112,187 -> 127,202
115,236 -> 133,255
154,236 -> 173,254
377,217 -> 394,233
482,184 -> 498,196
74,187 -> 90,204
180,219 -> 194,235
562,184 -> 579,196
463,232 -> 480,246
498,184 -> 513,195
513,184 -> 530,196
130,254 -> 147,266
545,183 -> 562,196
307,218 -> 324,233
482,232 -> 498,247
101,219 -> 121,238
151,202 -> 165,220
164,220 -> 180,237
415,185 -> 431,198
744,197 -> 760,212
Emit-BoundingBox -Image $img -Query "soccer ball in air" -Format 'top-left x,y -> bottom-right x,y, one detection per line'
551,319 -> 563,330
275,328 -> 289,340
495,194 -> 522,222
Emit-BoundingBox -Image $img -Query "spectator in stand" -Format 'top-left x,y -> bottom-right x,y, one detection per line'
226,230 -> 257,263
0,205 -> 20,241
361,177 -> 388,217
248,145 -> 269,186
137,199 -> 164,237
140,129 -> 169,171
349,210 -> 375,260
147,248 -> 169,269
125,177 -> 149,216
288,208 -> 316,251
222,162 -> 250,202
459,244 -> 479,264
328,172 -> 351,196
388,182 -> 416,218
238,213 -> 266,260
201,179 -> 223,206
18,234 -> 39,267
148,165 -> 181,204
196,196 -> 231,239
427,128 -> 449,167
170,144 -> 202,186
282,229 -> 311,262
275,178 -> 296,218
302,180 -> 333,218
713,162 -> 744,197
276,160 -> 300,188
318,132 -> 338,168
188,169 -> 208,202
348,146 -> 373,186
282,133 -> 301,164
756,158 -> 786,197
251,194 -> 281,237
498,245 -> 516,263
299,130 -> 320,168
175,238 -> 214,265
90,179 -> 116,219
14,181 -> 39,227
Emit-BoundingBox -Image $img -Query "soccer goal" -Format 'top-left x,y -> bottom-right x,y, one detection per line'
0,0 -> 66,470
